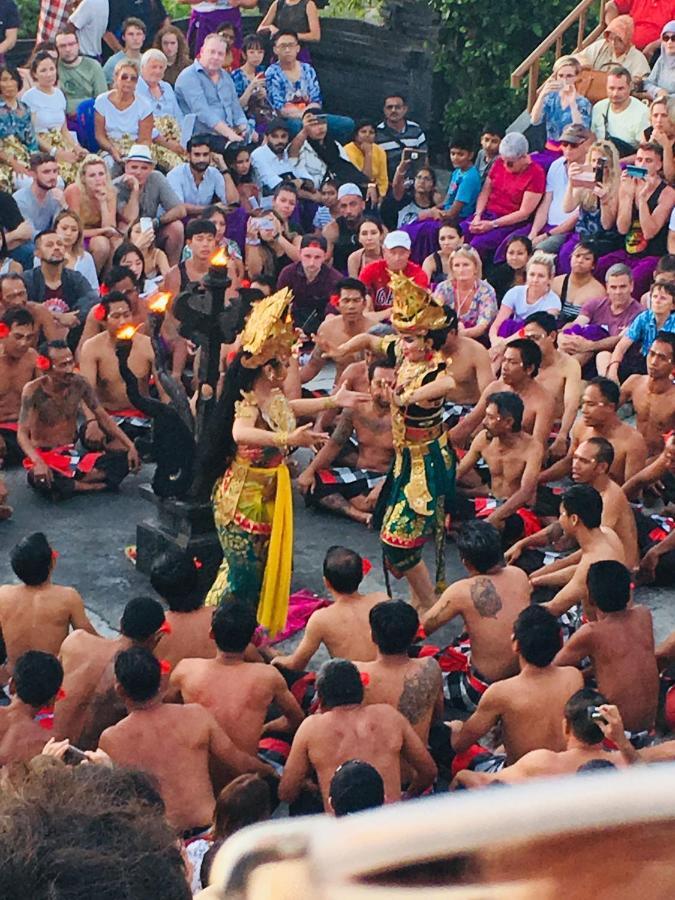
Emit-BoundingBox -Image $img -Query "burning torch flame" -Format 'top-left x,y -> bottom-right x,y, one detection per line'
210,248 -> 229,267
116,325 -> 139,341
148,291 -> 172,314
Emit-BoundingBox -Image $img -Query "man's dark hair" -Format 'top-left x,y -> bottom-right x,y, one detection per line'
300,233 -> 327,251
35,228 -> 58,244
1,307 -> 34,329
46,339 -> 69,361
316,659 -> 364,708
101,290 -> 132,318
30,153 -> 54,171
13,650 -> 63,707
589,376 -> 619,408
384,92 -> 407,106
368,357 -> 395,381
120,597 -> 166,641
565,687 -> 608,744
507,338 -> 542,377
149,551 -> 201,611
586,436 -> 614,470
211,601 -> 257,653
443,304 -> 459,333
577,758 -> 617,773
638,140 -> 664,161
653,331 -> 675,359
456,521 -> 504,573
186,218 -> 217,240
655,253 -> 675,275
329,760 -> 385,816
481,123 -> 503,137
273,181 -> 298,198
187,133 -> 211,153
323,546 -> 363,594
115,646 -> 161,702
524,311 -> 557,334
608,65 -> 631,83
336,276 -> 366,298
576,239 -> 599,261
487,390 -> 524,432
448,133 -> 475,153
369,600 -> 418,655
587,560 -> 631,612
271,29 -> 299,46
561,484 -> 603,529
513,606 -> 562,667
10,532 -> 52,585
122,15 -> 147,34
104,264 -> 138,290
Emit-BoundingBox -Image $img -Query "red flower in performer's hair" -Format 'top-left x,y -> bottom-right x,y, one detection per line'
0,323 -> 9,338
36,355 -> 51,371
361,557 -> 372,576
240,279 -> 251,289
329,293 -> 340,308
518,327 -> 526,338
159,659 -> 172,675
414,624 -> 427,642
360,672 -> 370,687
51,550 -> 59,562
93,303 -> 106,321
55,687 -> 67,701
193,556 -> 203,570
99,284 -> 109,297
158,620 -> 172,635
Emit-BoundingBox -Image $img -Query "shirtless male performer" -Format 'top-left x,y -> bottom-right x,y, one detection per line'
279,658 -> 436,811
76,266 -> 145,351
440,308 -> 493,428
454,392 -> 544,541
448,606 -> 583,770
620,332 -> 675,459
554,561 -> 658,738
54,596 -> 170,749
539,377 -> 648,486
167,600 -> 304,759
0,532 -> 95,673
297,360 -> 395,523
421,521 -> 531,712
523,312 -> 582,460
0,308 -> 38,467
17,340 -> 140,498
0,651 -> 64,766
99,647 -> 275,835
0,274 -> 58,346
272,546 -> 389,669
449,339 -> 556,449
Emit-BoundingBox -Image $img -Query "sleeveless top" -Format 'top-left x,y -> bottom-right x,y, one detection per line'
274,0 -> 311,34
430,252 -> 446,287
333,216 -> 360,273
179,260 -> 195,292
626,180 -> 668,257
559,274 -> 582,323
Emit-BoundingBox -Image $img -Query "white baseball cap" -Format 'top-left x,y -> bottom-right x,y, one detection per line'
383,230 -> 411,250
125,144 -> 155,165
337,183 -> 363,200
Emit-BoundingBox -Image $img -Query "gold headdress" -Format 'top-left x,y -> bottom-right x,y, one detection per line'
240,287 -> 296,368
390,272 -> 448,335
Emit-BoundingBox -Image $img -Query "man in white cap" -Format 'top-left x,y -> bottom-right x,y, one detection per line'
113,144 -> 187,266
323,183 -> 368,274
359,230 -> 429,316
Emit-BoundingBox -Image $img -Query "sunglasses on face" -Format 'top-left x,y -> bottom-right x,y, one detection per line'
663,34 -> 675,42
119,73 -> 138,81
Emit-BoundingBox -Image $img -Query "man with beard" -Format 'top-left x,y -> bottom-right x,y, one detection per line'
620,332 -> 675,459
13,154 -> 67,235
277,235 -> 342,328
251,119 -> 310,200
298,360 -> 396,524
166,135 -> 235,216
17,340 -> 140,499
323,183 -> 367,273
0,309 -> 39,469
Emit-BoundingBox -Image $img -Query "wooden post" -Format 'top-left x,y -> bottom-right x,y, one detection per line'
528,58 -> 540,111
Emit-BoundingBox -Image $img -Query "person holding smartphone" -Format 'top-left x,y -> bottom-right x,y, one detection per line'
529,56 -> 592,171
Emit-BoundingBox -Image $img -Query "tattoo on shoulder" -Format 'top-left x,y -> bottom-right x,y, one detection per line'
331,410 -> 354,446
470,577 -> 503,619
398,658 -> 441,725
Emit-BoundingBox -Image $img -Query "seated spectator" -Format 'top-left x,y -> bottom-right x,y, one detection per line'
0,190 -> 34,271
475,123 -> 502,183
13,152 -> 65,235
111,243 -> 153,296
277,233 -> 342,327
222,145 -> 262,216
175,34 -> 248,155
245,181 -> 302,279
323,182 -> 366,272
153,24 -> 191,87
312,177 -> 339,230
422,222 -> 462,285
250,119 -> 302,200
440,133 -> 482,224
0,66 -> 38,194
559,262 -> 643,375
344,118 -> 389,202
203,203 -> 244,263
578,15 -> 650,86
22,51 -> 86,185
67,0 -> 110,62
103,17 -> 146,86
607,280 -> 675,378
64,155 -> 122,274
488,233 -> 532,299
215,21 -> 242,73
17,41 -> 57,97
166,134 -> 236,217
605,0 -> 675,57
289,106 -> 364,194
530,56 -> 593,169
54,209 -> 98,290
137,49 -> 185,173
266,31 -> 354,143
433,245 -> 498,341
55,27 -> 107,119
394,165 -> 441,227
558,139 -> 621,272
644,97 -> 675,184
258,0 -> 321,55
552,240 -> 605,323
645,21 -> 675,100
232,35 -> 272,133
128,220 -> 171,291
114,143 -> 186,265
347,216 -> 385,278
590,65 -> 650,156
359,230 -> 429,316
95,61 -> 154,172
376,93 -> 427,181
186,0 -> 252,58
463,132 -> 545,262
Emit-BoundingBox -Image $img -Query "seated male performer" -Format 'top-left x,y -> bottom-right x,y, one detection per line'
0,308 -> 39,467
297,360 -> 396,523
0,273 -> 58,346
619,332 -> 675,460
17,340 -> 140,499
440,308 -> 493,429
421,521 -> 531,713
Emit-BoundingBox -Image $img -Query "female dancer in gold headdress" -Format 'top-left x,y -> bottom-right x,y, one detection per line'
199,288 -> 368,635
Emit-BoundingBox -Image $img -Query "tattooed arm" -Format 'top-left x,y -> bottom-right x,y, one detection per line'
398,658 -> 443,727
17,383 -> 55,484
297,410 -> 354,494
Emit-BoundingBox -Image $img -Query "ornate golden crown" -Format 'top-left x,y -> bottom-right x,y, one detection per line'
240,287 -> 296,368
390,272 -> 448,335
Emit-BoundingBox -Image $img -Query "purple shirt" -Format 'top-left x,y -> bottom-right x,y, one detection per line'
579,295 -> 642,336
277,261 -> 343,327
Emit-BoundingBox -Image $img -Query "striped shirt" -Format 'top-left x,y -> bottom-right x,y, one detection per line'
375,119 -> 427,178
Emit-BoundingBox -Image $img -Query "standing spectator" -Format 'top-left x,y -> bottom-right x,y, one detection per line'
578,15 -> 650,85
106,0 -> 168,54
464,132 -> 545,262
186,0 -> 257,58
54,208 -> 99,289
94,60 -> 153,169
113,143 -> 186,264
37,1 -> 70,44
359,230 -> 429,314
591,65 -> 650,155
258,0 -> 321,57
376,93 -> 427,180
22,51 -> 87,185
152,24 -> 191,87
68,0 -> 111,62
136,49 -> 185,172
433,244 -> 497,341
344,118 -> 389,202
645,21 -> 675,99
64,154 -> 121,273
13,153 -> 66,235
605,0 -> 675,56
167,134 -> 236,216
277,233 -> 342,326
0,0 -> 18,67
175,33 -> 248,155
55,28 -> 107,117
103,18 -> 146,86
0,66 -> 38,193
530,56 -> 592,170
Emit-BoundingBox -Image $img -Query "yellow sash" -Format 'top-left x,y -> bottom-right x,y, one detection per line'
257,462 -> 293,636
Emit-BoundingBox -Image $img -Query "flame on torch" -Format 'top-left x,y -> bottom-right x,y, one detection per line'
210,247 -> 229,267
148,291 -> 172,314
116,325 -> 139,341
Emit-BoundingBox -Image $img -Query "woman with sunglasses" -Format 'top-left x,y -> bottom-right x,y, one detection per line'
645,22 -> 675,100
530,56 -> 592,170
94,61 -> 153,170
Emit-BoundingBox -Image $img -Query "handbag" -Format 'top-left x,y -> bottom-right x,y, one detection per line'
577,68 -> 609,104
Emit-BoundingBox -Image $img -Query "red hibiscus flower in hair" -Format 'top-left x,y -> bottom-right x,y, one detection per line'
329,294 -> 340,308
99,284 -> 109,297
93,303 -> 106,321
361,557 -> 372,576
0,323 -> 9,339
36,355 -> 51,371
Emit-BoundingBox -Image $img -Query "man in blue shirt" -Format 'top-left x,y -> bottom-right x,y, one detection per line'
166,135 -> 232,216
175,33 -> 248,156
